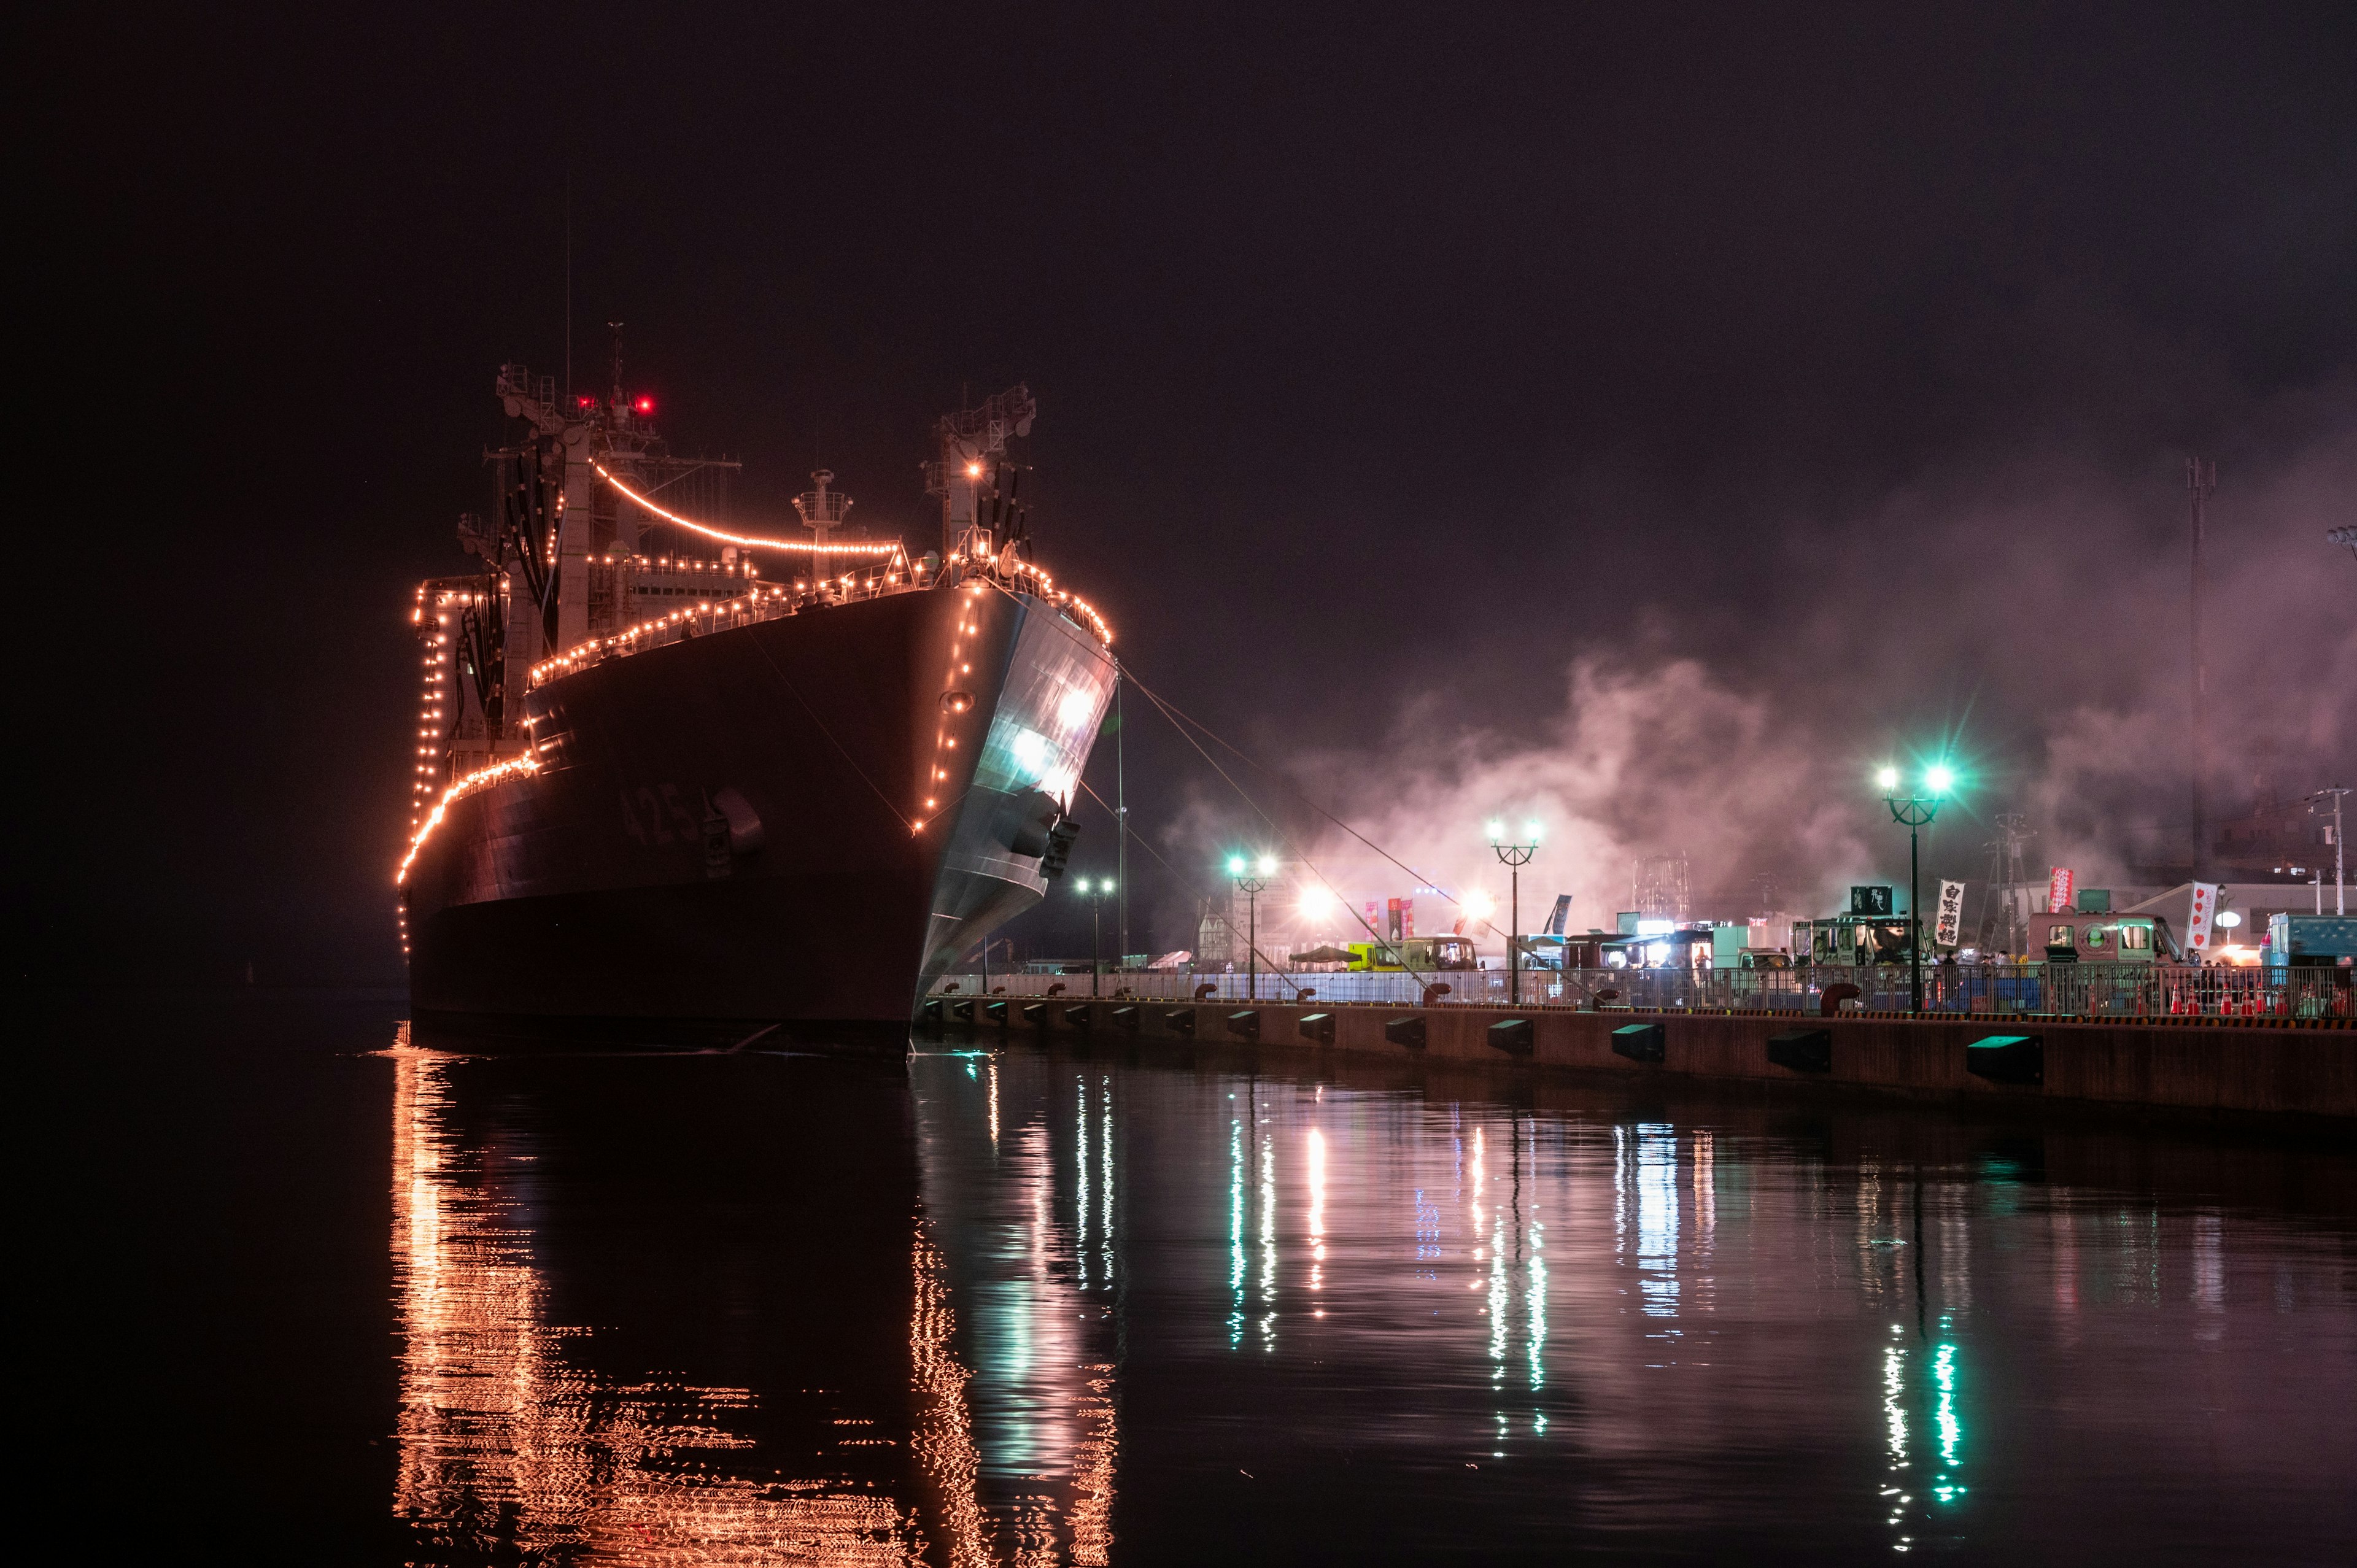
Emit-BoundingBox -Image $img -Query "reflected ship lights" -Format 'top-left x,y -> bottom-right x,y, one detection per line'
369,1030 -> 2343,1563
909,1052 -> 1126,1566
387,1038 -> 919,1563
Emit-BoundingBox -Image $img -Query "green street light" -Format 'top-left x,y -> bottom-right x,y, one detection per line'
1487,818 -> 1541,1005
1079,874 -> 1115,995
1229,854 -> 1272,1002
1877,762 -> 1956,1016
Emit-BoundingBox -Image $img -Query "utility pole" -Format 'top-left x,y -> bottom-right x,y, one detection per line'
2189,458 -> 2216,882
1975,813 -> 2032,957
2314,787 -> 2350,917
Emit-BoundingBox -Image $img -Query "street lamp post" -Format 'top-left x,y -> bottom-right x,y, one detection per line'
1227,854 -> 1275,1001
1878,764 -> 1953,1016
1486,819 -> 1542,1005
1077,876 -> 1115,996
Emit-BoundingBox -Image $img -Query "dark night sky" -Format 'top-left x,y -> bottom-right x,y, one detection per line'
19,2 -> 2356,982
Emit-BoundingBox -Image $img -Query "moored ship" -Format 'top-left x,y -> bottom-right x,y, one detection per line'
398,363 -> 1116,1040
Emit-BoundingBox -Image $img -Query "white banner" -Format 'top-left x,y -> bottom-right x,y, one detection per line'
1934,879 -> 1966,948
2186,882 -> 2224,954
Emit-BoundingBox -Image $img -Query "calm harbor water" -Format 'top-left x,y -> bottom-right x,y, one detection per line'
45,995 -> 2357,1563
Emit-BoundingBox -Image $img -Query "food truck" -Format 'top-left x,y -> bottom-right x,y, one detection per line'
2026,912 -> 2181,964
1347,935 -> 1480,972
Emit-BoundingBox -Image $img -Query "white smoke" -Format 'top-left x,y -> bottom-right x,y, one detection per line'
1287,656 -> 1878,933
1164,407 -> 2357,938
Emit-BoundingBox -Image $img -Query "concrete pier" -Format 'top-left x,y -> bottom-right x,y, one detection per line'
925,998 -> 2357,1122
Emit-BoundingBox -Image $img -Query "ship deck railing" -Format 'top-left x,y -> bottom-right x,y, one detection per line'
529,569 -> 923,687
927,962 -> 2355,1021
528,556 -> 1105,689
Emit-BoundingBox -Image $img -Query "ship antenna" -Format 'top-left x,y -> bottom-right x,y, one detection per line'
562,168 -> 572,404
608,321 -> 625,409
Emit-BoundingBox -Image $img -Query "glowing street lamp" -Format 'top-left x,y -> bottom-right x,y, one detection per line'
1487,819 -> 1542,1005
1076,875 -> 1117,996
1877,763 -> 1954,1015
1228,853 -> 1276,1000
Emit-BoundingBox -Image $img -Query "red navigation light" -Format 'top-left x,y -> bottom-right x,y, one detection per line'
577,395 -> 595,408
635,396 -> 655,414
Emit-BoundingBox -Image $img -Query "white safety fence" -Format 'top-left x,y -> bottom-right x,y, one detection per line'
928,963 -> 2355,1020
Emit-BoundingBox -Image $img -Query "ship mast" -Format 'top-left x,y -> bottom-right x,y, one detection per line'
925,385 -> 1036,559
793,469 -> 851,547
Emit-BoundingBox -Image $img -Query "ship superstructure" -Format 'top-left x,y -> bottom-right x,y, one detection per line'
398,362 -> 1116,1038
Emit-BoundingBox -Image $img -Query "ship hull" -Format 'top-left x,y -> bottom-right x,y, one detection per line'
403,581 -> 1114,1041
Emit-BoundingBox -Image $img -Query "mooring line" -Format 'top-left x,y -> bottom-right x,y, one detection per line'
746,635 -> 908,828
1118,665 -> 1469,977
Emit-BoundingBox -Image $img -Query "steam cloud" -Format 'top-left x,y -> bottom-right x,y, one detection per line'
1167,406 -> 2356,941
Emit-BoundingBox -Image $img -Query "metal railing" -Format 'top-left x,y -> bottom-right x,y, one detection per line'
530,551 -> 1110,688
530,571 -> 918,686
927,964 -> 2355,1021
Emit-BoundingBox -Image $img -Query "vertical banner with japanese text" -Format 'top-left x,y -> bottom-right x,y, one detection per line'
1934,879 -> 1966,948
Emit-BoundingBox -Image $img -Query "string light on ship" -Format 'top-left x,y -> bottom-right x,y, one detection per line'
397,754 -> 542,885
526,568 -> 904,686
591,460 -> 905,565
513,468 -> 1113,847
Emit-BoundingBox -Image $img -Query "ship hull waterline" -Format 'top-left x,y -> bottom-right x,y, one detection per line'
401,580 -> 1115,1049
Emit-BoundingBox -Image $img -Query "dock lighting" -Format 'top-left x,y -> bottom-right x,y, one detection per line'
1877,770 -> 1948,1016
1487,819 -> 1541,1005
1230,856 -> 1273,1002
1078,876 -> 1117,994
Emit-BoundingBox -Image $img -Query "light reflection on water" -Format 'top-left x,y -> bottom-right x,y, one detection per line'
388,1039 -> 919,1563
384,1033 -> 2357,1564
